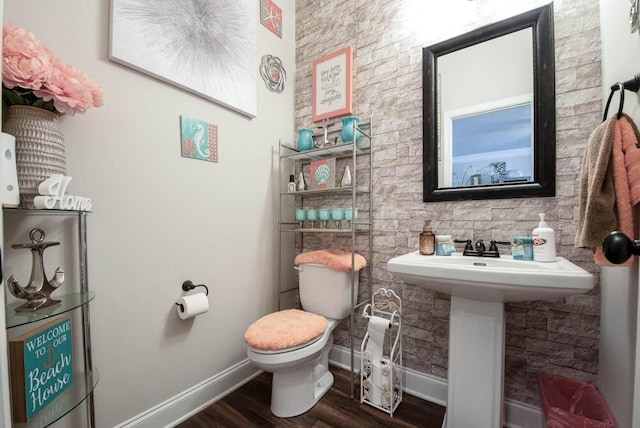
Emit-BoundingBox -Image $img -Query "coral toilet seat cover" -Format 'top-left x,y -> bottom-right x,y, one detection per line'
244,309 -> 327,351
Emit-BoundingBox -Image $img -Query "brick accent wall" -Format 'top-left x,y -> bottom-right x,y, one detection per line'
295,0 -> 601,405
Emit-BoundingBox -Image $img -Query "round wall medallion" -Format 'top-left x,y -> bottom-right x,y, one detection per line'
260,54 -> 286,93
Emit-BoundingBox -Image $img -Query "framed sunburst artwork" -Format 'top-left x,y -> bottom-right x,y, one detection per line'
110,0 -> 257,118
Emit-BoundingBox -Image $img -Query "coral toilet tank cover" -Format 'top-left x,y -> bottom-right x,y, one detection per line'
294,248 -> 367,272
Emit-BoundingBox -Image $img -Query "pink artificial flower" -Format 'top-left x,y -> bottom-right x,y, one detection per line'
2,23 -> 52,90
34,59 -> 103,115
2,22 -> 103,115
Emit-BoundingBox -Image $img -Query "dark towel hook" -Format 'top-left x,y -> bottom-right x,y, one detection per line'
617,82 -> 625,120
603,73 -> 640,121
612,73 -> 640,92
603,82 -> 625,121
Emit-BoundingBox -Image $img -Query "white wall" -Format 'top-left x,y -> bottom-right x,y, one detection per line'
598,2 -> 640,427
2,1 -> 295,426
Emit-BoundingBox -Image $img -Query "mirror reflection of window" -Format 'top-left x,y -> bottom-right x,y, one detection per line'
446,97 -> 533,187
436,28 -> 533,189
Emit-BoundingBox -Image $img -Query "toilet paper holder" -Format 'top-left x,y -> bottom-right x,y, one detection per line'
362,304 -> 400,328
175,280 -> 209,312
360,287 -> 403,416
181,280 -> 209,295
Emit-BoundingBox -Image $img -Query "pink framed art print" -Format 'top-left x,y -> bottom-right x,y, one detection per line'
312,46 -> 353,122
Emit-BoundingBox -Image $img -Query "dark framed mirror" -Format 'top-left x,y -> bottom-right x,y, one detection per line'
423,4 -> 555,202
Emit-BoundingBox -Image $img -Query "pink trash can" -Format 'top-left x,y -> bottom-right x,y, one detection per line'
538,373 -> 616,427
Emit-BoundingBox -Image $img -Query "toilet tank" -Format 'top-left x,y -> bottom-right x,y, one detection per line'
298,263 -> 359,320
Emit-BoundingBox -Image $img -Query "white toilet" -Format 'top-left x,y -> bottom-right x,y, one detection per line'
245,262 -> 359,417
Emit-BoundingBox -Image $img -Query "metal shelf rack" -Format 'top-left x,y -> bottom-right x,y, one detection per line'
277,118 -> 373,398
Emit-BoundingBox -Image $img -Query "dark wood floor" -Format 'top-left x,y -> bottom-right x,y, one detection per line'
177,366 -> 446,427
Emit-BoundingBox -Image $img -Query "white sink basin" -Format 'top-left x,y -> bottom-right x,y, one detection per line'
387,251 -> 594,302
387,251 -> 595,427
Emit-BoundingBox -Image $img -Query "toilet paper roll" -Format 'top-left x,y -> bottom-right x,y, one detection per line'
176,293 -> 209,320
379,357 -> 393,409
364,315 -> 392,405
370,357 -> 393,407
365,316 -> 391,363
368,315 -> 391,332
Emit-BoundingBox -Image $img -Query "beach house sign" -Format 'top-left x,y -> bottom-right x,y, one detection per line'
9,317 -> 73,422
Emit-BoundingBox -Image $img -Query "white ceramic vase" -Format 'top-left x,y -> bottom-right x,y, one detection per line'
341,164 -> 352,187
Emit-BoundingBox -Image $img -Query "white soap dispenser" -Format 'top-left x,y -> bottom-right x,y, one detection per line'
532,213 -> 556,262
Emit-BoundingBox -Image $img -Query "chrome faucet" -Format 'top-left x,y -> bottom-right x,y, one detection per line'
454,239 -> 510,257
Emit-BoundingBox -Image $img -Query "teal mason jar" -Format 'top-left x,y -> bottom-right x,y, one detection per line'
297,129 -> 314,151
340,116 -> 360,144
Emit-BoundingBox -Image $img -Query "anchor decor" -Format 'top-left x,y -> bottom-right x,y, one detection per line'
7,228 -> 65,312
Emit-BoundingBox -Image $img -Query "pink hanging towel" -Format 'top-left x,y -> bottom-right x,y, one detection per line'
576,114 -> 640,266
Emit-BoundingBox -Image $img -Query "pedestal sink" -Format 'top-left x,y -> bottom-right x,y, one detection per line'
387,252 -> 594,428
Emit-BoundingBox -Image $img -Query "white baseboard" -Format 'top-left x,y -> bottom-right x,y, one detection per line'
329,345 -> 543,428
113,359 -> 261,428
114,346 -> 543,428
504,400 -> 544,428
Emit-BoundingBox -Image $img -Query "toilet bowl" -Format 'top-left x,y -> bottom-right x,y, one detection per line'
247,317 -> 339,417
245,262 -> 359,417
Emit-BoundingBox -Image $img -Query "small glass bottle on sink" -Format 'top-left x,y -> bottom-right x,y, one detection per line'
419,220 -> 435,255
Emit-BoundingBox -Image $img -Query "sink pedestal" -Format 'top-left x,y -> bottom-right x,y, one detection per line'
447,296 -> 504,428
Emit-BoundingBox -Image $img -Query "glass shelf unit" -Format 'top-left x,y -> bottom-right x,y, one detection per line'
3,208 -> 92,216
280,186 -> 369,198
280,223 -> 372,233
6,292 -> 95,329
280,135 -> 371,163
14,370 -> 99,428
2,208 -> 96,427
